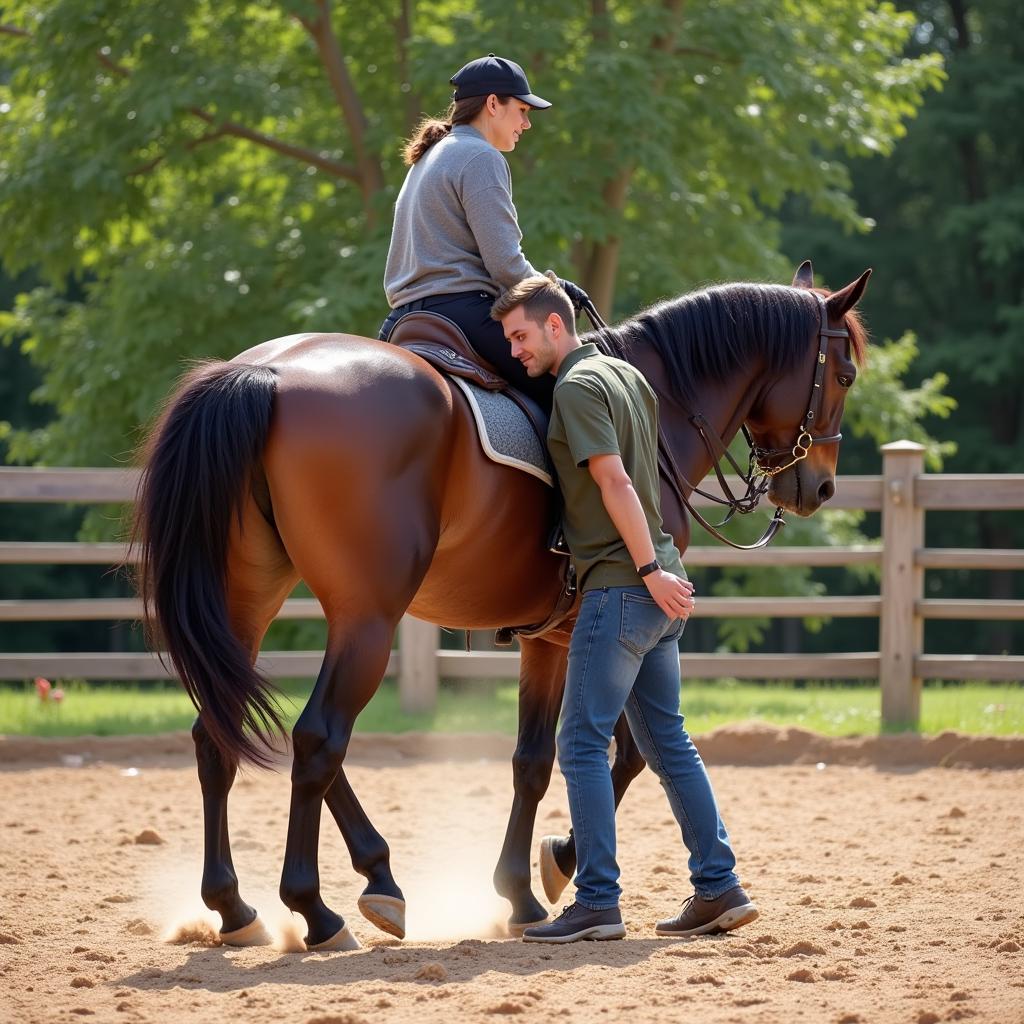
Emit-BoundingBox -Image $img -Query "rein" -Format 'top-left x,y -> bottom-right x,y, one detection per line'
581,293 -> 847,551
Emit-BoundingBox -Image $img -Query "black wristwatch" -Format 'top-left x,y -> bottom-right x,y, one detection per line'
636,559 -> 660,578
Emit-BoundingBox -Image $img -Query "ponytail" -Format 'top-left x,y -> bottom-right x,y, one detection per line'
404,117 -> 453,165
402,94 -> 511,165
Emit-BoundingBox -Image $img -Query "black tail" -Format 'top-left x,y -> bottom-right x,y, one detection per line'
131,361 -> 284,767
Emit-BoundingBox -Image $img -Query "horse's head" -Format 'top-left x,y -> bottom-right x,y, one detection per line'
744,261 -> 871,516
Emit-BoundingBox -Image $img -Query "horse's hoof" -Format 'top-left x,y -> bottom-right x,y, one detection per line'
507,914 -> 549,938
540,835 -> 572,904
357,893 -> 406,940
220,916 -> 272,947
305,924 -> 361,952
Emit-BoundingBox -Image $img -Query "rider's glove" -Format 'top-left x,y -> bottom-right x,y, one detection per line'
557,277 -> 590,315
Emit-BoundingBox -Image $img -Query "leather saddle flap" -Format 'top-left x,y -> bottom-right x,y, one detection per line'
388,311 -> 505,391
386,309 -> 552,489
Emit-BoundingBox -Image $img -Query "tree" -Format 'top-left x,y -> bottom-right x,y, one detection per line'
780,0 -> 1023,654
1,0 -> 942,479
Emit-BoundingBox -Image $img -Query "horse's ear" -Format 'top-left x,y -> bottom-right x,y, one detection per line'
792,260 -> 814,289
826,268 -> 872,319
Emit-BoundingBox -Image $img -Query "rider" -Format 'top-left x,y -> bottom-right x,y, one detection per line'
378,53 -> 586,409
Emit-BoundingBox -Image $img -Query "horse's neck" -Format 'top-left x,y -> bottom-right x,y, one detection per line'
626,343 -> 762,483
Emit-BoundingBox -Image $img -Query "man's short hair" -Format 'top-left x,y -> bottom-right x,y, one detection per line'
491,271 -> 576,333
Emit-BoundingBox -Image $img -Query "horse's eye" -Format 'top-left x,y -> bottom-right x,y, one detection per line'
838,375 -> 853,388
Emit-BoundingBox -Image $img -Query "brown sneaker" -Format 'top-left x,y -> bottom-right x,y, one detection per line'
656,885 -> 758,937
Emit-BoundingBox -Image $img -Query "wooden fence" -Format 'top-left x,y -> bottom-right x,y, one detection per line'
1,441 -> 1022,728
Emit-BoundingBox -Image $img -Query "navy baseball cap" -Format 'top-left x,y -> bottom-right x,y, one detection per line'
450,53 -> 552,109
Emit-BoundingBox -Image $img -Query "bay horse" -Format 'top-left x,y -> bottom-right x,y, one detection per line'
133,260 -> 870,949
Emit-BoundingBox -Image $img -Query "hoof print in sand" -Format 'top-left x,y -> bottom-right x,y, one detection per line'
414,962 -> 448,982
848,896 -> 876,908
786,968 -> 817,983
781,941 -> 825,957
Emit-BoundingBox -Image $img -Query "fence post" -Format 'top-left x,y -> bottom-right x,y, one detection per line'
398,615 -> 439,714
879,440 -> 925,729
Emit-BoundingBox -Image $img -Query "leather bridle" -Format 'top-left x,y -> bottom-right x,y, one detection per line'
582,291 -> 848,550
746,292 -> 847,477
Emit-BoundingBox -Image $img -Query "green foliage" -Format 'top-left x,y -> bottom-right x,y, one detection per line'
844,330 -> 956,469
1,1 -> 968,661
1,0 -> 942,480
778,0 -> 1024,656
782,0 -> 1023,477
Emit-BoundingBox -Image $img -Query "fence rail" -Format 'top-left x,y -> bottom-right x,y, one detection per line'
2,442 -> 1022,726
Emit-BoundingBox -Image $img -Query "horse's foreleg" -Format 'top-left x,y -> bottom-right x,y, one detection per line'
541,713 -> 647,901
193,717 -> 269,944
324,770 -> 405,938
493,637 -> 568,933
279,618 -> 396,950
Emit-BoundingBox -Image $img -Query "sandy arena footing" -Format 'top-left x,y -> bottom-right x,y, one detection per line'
1,725 -> 1021,1024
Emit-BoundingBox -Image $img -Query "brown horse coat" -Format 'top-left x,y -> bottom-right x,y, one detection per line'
133,264 -> 870,946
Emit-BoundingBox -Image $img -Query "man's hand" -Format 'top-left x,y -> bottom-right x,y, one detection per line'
644,570 -> 696,621
587,454 -> 693,622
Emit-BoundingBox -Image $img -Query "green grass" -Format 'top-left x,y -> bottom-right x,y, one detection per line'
2,678 -> 1022,738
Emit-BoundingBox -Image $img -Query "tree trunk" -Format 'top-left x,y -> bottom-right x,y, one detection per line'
584,167 -> 633,315
395,0 -> 422,137
305,1 -> 385,226
582,0 -> 683,315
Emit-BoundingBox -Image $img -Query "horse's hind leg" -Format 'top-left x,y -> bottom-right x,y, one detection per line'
276,508 -> 437,949
278,616 -> 404,949
196,495 -> 297,944
325,770 -> 406,937
266,364 -> 447,947
193,718 -> 266,943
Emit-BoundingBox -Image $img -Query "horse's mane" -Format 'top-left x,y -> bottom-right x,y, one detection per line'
587,283 -> 868,409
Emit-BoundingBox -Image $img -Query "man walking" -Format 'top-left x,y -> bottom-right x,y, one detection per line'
491,274 -> 758,943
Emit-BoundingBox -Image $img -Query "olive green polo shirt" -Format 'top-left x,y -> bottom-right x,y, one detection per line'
547,343 -> 685,592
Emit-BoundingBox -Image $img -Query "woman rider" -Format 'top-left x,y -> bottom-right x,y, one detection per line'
378,53 -> 586,409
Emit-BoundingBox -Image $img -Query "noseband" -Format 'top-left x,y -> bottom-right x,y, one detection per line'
582,291 -> 848,550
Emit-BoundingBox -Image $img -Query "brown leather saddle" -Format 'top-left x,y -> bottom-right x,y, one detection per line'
387,310 -> 550,456
384,310 -> 577,645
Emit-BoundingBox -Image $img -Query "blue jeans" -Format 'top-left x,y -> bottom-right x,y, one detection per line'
557,585 -> 740,910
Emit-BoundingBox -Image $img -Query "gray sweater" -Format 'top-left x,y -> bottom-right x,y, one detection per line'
383,124 -> 538,307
